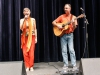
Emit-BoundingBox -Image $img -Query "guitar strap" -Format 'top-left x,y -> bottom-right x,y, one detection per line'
66,14 -> 74,33
70,14 -> 76,30
70,14 -> 73,22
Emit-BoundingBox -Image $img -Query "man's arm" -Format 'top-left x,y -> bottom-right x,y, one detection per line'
52,20 -> 58,26
52,16 -> 63,29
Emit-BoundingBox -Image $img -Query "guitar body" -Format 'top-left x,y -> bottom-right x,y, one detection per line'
53,22 -> 69,37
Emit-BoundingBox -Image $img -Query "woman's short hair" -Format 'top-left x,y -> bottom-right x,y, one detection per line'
23,8 -> 31,12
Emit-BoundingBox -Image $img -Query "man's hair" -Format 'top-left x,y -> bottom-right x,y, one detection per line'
64,4 -> 71,8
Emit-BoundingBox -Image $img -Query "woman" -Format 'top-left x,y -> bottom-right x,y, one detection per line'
20,8 -> 37,71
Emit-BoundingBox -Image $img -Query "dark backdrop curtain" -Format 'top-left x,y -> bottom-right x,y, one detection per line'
0,0 -> 100,62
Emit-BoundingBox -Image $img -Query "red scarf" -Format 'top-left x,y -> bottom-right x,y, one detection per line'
21,17 -> 32,52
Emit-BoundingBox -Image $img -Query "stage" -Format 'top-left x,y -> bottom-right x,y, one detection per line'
27,61 -> 80,75
1,58 -> 100,75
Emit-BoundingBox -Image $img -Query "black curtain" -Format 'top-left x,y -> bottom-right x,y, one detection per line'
0,0 -> 100,62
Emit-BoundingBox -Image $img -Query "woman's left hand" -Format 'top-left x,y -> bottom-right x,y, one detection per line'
35,38 -> 37,43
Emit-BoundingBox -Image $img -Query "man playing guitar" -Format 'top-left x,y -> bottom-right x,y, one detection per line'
52,4 -> 78,71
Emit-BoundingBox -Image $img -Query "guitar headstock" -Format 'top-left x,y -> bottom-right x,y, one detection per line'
77,14 -> 85,18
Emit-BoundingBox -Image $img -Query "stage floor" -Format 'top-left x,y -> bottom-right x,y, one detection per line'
27,61 -> 80,75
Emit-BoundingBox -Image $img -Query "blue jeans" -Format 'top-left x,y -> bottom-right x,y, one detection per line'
60,33 -> 76,67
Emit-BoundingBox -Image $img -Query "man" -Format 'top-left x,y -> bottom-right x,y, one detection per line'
20,8 -> 37,71
52,4 -> 78,70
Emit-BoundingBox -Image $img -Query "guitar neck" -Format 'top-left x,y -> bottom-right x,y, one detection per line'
62,17 -> 79,27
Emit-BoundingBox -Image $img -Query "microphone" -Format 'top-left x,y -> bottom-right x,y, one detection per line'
80,7 -> 86,17
25,15 -> 28,19
80,7 -> 84,11
80,7 -> 89,24
24,14 -> 28,19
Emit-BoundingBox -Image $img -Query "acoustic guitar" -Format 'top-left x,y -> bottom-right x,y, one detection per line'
53,14 -> 84,37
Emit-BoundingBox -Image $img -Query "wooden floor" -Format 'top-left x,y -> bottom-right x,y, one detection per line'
27,61 -> 80,75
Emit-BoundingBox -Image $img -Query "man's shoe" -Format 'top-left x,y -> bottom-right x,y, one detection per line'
62,64 -> 68,69
72,66 -> 78,71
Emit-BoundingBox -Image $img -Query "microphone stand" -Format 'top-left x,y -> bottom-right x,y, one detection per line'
81,9 -> 89,58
